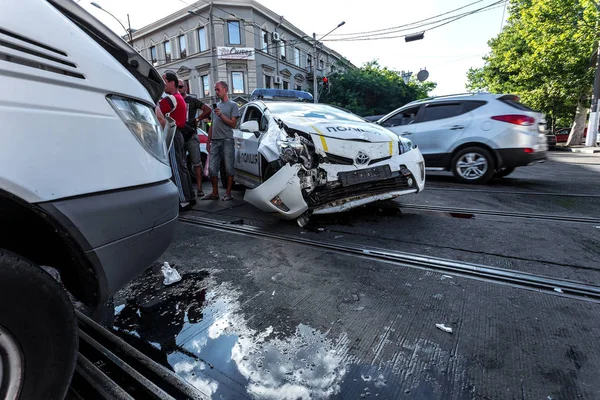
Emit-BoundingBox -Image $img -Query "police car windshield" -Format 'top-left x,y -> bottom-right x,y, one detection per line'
267,103 -> 365,122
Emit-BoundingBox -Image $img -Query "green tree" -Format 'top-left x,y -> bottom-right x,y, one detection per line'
316,60 -> 436,117
466,0 -> 598,144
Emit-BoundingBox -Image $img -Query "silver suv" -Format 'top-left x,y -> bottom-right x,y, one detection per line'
375,93 -> 548,184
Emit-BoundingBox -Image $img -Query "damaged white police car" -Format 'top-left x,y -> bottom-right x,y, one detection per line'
232,89 -> 425,226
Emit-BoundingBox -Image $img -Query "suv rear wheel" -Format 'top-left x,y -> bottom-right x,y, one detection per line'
0,250 -> 78,400
451,147 -> 495,184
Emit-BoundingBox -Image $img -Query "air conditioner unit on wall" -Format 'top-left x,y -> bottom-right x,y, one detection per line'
274,76 -> 283,85
272,32 -> 281,42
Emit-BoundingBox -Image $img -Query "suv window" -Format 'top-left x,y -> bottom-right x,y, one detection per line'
380,105 -> 420,127
463,100 -> 487,112
419,103 -> 465,123
500,99 -> 535,112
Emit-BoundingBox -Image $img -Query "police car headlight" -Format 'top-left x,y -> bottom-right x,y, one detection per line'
398,138 -> 414,155
107,95 -> 170,165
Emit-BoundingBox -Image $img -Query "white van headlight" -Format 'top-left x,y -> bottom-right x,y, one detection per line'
107,95 -> 169,165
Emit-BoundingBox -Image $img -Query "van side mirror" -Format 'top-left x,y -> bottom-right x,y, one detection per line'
241,120 -> 260,136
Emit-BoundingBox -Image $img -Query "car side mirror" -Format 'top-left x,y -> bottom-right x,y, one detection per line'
241,120 -> 260,136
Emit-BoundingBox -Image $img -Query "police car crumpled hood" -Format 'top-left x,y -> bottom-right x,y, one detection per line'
279,116 -> 397,143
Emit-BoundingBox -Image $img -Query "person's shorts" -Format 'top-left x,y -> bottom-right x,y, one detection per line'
184,134 -> 202,167
209,138 -> 235,177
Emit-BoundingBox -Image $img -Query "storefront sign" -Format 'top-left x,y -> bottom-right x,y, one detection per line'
217,47 -> 255,60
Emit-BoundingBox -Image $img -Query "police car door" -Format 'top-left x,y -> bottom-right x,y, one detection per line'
233,105 -> 262,186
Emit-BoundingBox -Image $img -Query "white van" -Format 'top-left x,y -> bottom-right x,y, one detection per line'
0,0 -> 179,398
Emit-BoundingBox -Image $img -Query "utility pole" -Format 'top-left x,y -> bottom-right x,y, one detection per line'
209,2 -> 218,95
275,16 -> 283,88
312,32 -> 318,103
586,4 -> 600,146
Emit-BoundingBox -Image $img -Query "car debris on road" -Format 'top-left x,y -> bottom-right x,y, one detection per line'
436,323 -> 453,333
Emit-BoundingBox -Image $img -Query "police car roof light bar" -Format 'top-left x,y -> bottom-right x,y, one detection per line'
250,89 -> 314,102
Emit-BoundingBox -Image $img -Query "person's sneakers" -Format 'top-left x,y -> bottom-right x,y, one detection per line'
201,193 -> 219,200
222,194 -> 233,201
179,202 -> 192,212
189,198 -> 197,206
196,190 -> 204,197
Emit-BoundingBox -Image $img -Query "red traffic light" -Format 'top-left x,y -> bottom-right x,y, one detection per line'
323,77 -> 328,83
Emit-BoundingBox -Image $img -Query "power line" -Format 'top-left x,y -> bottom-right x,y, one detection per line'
325,0 -> 506,41
324,1 -> 507,42
324,0 -> 485,37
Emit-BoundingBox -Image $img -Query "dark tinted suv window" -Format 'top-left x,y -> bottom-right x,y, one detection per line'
380,105 -> 420,127
419,103 -> 464,122
500,99 -> 535,112
463,100 -> 487,112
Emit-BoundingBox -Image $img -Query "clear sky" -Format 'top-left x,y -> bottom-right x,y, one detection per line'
79,0 -> 508,96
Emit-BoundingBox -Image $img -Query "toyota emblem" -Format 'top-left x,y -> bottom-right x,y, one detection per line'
355,151 -> 370,166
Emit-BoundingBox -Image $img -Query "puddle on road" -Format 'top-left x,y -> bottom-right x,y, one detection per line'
109,268 -> 431,399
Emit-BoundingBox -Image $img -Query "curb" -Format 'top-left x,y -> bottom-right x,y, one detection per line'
552,146 -> 600,154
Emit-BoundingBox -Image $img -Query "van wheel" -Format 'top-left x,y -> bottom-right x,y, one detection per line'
493,167 -> 515,178
0,250 -> 77,400
451,147 -> 495,184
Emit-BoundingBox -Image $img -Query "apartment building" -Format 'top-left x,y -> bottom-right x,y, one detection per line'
130,0 -> 352,105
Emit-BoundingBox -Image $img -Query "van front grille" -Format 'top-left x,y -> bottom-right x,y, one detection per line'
0,27 -> 83,79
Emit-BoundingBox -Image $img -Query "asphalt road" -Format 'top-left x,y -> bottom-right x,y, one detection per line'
109,151 -> 600,400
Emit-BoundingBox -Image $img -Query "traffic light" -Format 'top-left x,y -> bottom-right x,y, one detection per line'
322,77 -> 329,90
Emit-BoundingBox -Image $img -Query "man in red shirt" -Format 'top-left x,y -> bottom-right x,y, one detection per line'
157,72 -> 195,210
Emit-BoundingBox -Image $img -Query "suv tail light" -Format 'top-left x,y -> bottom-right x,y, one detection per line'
491,115 -> 535,126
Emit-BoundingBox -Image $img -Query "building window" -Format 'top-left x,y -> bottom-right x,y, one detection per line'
265,75 -> 271,88
279,41 -> 286,61
164,41 -> 171,63
261,30 -> 268,52
295,85 -> 301,91
198,27 -> 207,52
202,75 -> 210,97
178,35 -> 187,58
228,21 -> 241,45
150,46 -> 157,64
283,81 -> 289,90
319,59 -> 324,70
232,72 -> 244,94
307,54 -> 312,70
293,47 -> 300,67
331,64 -> 336,73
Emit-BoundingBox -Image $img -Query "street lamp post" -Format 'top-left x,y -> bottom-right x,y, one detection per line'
312,21 -> 345,103
90,2 -> 133,45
